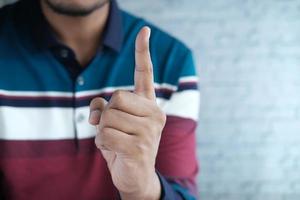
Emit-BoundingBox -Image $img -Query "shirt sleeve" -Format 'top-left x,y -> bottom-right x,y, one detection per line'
157,172 -> 197,200
155,48 -> 200,200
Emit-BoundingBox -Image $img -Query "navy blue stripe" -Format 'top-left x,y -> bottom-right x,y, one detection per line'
177,83 -> 198,92
0,90 -> 176,108
0,98 -> 73,107
0,85 -> 200,108
75,94 -> 111,108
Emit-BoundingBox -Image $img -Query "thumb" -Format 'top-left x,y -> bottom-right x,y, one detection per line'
89,97 -> 108,125
134,26 -> 156,101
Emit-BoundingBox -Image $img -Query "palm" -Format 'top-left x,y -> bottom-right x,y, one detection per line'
89,27 -> 163,199
101,150 -> 139,193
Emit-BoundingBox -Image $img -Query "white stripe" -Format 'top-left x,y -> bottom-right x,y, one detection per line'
0,89 -> 73,97
0,90 -> 199,140
0,107 -> 97,140
157,90 -> 200,121
0,107 -> 75,140
154,83 -> 177,91
179,76 -> 199,83
75,106 -> 97,139
75,86 -> 134,98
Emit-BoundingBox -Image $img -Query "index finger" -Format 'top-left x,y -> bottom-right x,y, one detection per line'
134,26 -> 156,101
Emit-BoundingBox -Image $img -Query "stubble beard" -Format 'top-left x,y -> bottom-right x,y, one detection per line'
43,0 -> 110,17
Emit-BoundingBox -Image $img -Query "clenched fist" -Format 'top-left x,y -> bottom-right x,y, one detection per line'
89,27 -> 166,200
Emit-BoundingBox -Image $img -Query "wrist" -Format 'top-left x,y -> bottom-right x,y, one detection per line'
120,171 -> 161,200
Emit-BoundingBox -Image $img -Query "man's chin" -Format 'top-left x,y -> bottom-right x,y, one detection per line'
44,0 -> 109,17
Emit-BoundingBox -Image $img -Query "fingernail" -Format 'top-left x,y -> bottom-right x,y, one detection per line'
146,27 -> 151,40
89,109 -> 101,124
143,26 -> 151,41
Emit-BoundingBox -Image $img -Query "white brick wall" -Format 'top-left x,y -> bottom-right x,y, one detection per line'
118,1 -> 300,200
1,0 -> 300,199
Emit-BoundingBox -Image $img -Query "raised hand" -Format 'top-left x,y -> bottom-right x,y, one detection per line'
89,26 -> 166,200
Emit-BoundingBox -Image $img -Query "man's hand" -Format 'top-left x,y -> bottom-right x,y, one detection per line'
89,26 -> 166,200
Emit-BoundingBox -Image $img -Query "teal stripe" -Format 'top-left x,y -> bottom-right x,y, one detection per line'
171,183 -> 197,200
0,9 -> 197,94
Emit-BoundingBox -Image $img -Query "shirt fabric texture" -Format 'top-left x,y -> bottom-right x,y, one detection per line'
0,0 -> 200,199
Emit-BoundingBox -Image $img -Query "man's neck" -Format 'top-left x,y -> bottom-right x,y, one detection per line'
40,1 -> 110,66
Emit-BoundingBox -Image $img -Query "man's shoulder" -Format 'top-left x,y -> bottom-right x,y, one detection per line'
0,3 -> 15,26
120,10 -> 195,85
121,10 -> 192,56
0,2 -> 16,29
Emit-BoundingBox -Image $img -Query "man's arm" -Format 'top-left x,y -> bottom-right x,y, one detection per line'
89,26 -> 199,200
155,46 -> 199,199
156,116 -> 198,200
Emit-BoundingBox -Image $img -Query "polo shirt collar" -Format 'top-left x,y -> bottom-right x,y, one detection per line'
15,0 -> 123,53
102,0 -> 123,52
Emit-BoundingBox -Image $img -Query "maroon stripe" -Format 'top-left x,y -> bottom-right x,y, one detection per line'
0,138 -> 97,158
0,116 -> 198,199
76,92 -> 113,100
179,81 -> 198,86
156,116 -> 199,193
0,149 -> 117,200
0,116 -> 197,159
0,88 -> 175,101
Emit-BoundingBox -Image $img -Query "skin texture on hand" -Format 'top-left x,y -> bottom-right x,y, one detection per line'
89,27 -> 166,200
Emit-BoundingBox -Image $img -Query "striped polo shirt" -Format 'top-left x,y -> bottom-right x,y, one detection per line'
0,0 -> 200,199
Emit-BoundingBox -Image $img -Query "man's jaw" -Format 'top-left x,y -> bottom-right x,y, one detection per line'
43,0 -> 110,17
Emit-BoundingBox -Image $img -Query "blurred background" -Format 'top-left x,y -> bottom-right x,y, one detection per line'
1,0 -> 300,199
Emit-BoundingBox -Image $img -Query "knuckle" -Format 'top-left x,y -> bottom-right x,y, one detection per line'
135,64 -> 153,74
90,97 -> 106,112
111,90 -> 125,106
89,97 -> 101,107
100,109 -> 112,124
112,90 -> 123,100
158,111 -> 167,125
152,106 -> 166,126
156,107 -> 166,121
135,46 -> 147,53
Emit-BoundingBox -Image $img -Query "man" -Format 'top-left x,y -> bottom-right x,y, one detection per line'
0,0 -> 200,199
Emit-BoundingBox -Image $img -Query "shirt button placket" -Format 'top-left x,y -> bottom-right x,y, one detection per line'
74,75 -> 85,139
76,113 -> 85,123
77,76 -> 85,86
60,49 -> 69,58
